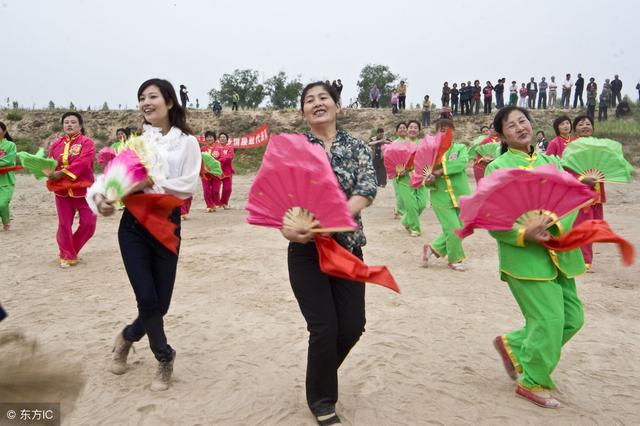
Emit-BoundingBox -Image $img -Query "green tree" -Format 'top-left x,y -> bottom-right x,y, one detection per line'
208,69 -> 265,109
356,64 -> 400,108
265,71 -> 303,109
48,100 -> 56,110
101,102 -> 109,111
12,101 -> 19,110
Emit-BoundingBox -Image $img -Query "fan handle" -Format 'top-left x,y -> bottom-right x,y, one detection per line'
581,168 -> 605,183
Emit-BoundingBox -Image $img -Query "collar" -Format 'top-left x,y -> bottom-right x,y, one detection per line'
304,130 -> 346,148
65,133 -> 81,143
508,147 -> 537,161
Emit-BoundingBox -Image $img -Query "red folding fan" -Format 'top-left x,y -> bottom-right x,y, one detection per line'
97,147 -> 117,167
456,163 -> 597,238
246,134 -> 357,233
409,128 -> 453,188
383,141 -> 417,179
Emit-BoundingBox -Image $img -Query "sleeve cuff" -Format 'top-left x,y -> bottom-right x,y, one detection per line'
61,169 -> 77,180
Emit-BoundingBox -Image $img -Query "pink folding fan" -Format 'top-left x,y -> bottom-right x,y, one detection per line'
97,147 -> 117,167
410,128 -> 453,188
103,149 -> 148,202
246,134 -> 357,233
383,142 -> 417,179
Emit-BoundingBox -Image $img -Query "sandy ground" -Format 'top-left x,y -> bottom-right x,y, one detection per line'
0,173 -> 639,426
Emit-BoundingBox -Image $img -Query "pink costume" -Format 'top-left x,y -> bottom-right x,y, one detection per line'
48,133 -> 97,262
200,143 -> 217,209
212,143 -> 235,207
547,135 -> 604,266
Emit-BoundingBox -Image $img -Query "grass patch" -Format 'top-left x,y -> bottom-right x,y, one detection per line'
13,137 -> 40,153
234,145 -> 266,174
6,111 -> 23,121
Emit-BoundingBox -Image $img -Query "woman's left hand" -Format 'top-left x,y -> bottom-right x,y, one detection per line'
581,176 -> 597,187
48,170 -> 63,181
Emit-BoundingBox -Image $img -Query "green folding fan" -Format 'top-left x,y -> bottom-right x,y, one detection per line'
474,141 -> 502,160
17,148 -> 58,180
562,137 -> 633,183
201,152 -> 222,177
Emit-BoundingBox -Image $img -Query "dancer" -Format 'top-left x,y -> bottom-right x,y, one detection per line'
211,132 -> 234,209
283,81 -> 376,425
486,106 -> 586,408
472,124 -> 501,183
395,120 -> 427,236
89,78 -> 201,391
47,112 -> 96,268
368,127 -> 391,187
0,122 -> 17,231
113,128 -> 130,152
421,119 -> 471,271
200,130 -> 218,212
391,122 -> 408,219
571,115 -> 604,271
545,115 -> 575,156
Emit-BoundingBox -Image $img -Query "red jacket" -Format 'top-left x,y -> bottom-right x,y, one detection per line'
211,143 -> 235,178
48,133 -> 95,197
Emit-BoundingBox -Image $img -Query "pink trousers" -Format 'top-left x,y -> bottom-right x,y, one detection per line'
573,203 -> 604,265
212,176 -> 233,206
180,197 -> 193,215
55,196 -> 96,261
201,177 -> 216,209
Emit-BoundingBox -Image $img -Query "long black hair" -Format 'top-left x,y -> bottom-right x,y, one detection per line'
137,78 -> 193,135
61,111 -> 85,135
493,106 -> 532,154
299,81 -> 339,112
0,122 -> 13,141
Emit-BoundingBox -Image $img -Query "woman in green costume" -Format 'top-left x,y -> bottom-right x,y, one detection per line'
486,106 -> 586,409
392,122 -> 408,220
0,122 -> 17,231
395,120 -> 427,236
421,119 -> 471,271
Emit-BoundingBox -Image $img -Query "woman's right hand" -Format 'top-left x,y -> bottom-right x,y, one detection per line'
523,215 -> 552,243
94,194 -> 115,217
280,221 -> 319,244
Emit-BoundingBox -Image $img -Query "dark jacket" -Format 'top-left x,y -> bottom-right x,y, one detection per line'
575,77 -> 585,91
526,81 -> 538,93
611,78 -> 622,93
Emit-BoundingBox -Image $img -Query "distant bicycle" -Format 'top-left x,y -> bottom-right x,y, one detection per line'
346,98 -> 359,109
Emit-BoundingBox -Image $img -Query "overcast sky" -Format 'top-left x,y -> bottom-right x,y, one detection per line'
2,0 -> 639,110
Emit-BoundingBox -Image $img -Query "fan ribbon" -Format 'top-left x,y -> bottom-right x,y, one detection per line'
122,193 -> 184,254
543,219 -> 634,266
314,235 -> 400,293
0,165 -> 23,174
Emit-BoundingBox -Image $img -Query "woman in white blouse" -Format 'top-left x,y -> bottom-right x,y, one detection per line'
89,78 -> 201,391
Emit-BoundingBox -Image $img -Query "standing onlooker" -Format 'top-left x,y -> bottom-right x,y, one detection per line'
441,82 -> 451,107
636,81 -> 640,102
450,83 -> 459,115
471,80 -> 482,115
535,130 -> 549,153
603,79 -> 612,104
573,73 -> 584,108
518,83 -> 528,108
460,82 -> 471,115
368,128 -> 391,187
598,88 -> 610,122
483,81 -> 493,114
179,84 -> 189,109
369,85 -> 380,108
231,92 -> 239,111
561,74 -> 572,108
421,95 -> 431,128
548,76 -> 558,108
494,78 -> 505,108
526,77 -> 538,109
391,90 -> 399,114
538,77 -> 548,109
586,78 -> 597,119
335,79 -> 343,99
610,75 -> 622,108
398,80 -> 407,110
509,80 -> 518,106
331,80 -> 339,96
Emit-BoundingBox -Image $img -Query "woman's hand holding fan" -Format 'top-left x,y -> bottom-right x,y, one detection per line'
409,129 -> 453,188
102,149 -> 149,202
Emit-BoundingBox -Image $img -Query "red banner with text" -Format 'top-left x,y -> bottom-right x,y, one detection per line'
197,123 -> 270,149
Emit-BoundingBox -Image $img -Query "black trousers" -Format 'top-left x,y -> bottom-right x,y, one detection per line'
528,92 -> 537,109
451,98 -> 458,114
373,157 -> 387,187
573,91 -> 584,108
119,207 -> 181,362
461,99 -> 469,114
484,97 -> 492,114
288,242 -> 366,416
538,92 -> 547,109
398,95 -> 406,110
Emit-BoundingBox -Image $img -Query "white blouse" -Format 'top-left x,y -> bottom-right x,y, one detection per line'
87,125 -> 202,213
